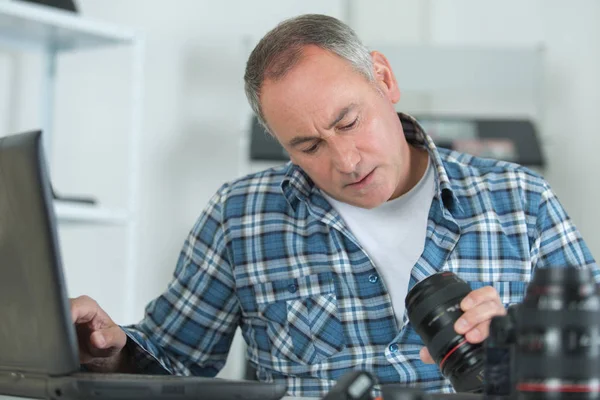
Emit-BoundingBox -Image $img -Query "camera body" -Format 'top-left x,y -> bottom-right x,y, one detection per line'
484,267 -> 600,400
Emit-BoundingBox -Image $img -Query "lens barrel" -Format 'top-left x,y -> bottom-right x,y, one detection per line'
406,271 -> 484,393
516,267 -> 600,400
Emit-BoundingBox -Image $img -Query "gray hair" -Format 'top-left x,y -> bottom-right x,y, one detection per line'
244,14 -> 374,133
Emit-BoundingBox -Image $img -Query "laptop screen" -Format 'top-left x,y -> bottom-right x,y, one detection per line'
0,131 -> 79,376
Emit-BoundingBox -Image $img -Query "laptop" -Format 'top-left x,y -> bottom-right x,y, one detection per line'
0,130 -> 287,400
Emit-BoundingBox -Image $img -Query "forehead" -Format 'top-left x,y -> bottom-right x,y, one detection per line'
260,46 -> 370,137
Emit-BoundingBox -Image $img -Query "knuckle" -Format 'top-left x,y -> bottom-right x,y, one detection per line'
460,311 -> 477,325
463,292 -> 476,303
479,301 -> 506,320
77,295 -> 92,304
481,285 -> 499,298
469,286 -> 500,305
482,300 -> 500,314
475,320 -> 490,331
82,295 -> 99,308
470,311 -> 488,325
469,288 -> 489,302
464,302 -> 497,324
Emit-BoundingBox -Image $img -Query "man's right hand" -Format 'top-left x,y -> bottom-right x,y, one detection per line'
70,295 -> 131,372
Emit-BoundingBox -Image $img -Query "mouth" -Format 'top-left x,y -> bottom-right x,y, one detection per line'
346,168 -> 376,187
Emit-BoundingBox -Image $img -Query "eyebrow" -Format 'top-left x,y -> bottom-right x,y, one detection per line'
287,103 -> 357,148
327,103 -> 356,130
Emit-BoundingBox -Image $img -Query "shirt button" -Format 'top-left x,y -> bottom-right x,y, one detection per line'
389,343 -> 399,353
368,274 -> 379,283
288,284 -> 298,293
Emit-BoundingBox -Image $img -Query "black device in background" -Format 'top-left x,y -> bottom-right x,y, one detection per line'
0,131 -> 287,400
16,0 -> 78,12
323,368 -> 485,400
321,370 -> 376,400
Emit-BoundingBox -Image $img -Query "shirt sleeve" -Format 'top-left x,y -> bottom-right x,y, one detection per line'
120,186 -> 240,376
530,181 -> 600,281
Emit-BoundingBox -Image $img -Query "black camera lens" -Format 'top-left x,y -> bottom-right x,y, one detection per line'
406,271 -> 484,393
516,266 -> 600,400
484,306 -> 519,398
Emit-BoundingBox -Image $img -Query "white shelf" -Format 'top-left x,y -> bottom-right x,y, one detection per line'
0,0 -> 136,52
54,201 -> 129,225
0,0 -> 145,322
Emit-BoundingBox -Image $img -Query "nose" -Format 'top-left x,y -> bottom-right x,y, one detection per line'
329,136 -> 360,174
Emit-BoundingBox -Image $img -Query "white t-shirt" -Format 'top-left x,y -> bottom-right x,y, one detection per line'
323,157 -> 435,325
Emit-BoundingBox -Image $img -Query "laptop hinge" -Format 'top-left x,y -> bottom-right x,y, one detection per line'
0,369 -> 49,399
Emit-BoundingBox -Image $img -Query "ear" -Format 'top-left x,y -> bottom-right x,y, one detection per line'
371,51 -> 400,104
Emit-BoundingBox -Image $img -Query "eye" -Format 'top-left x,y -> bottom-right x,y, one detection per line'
340,117 -> 358,131
302,141 -> 321,154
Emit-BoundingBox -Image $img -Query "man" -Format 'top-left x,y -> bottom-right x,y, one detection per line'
70,14 -> 598,398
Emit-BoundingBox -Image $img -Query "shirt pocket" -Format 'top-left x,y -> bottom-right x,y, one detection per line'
254,271 -> 345,365
467,280 -> 529,307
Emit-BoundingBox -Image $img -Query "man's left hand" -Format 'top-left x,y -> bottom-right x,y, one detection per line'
419,285 -> 506,364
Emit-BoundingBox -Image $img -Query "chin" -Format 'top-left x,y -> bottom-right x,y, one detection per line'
370,188 -> 395,206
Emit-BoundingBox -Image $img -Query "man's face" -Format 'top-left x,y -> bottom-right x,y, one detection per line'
261,45 -> 413,209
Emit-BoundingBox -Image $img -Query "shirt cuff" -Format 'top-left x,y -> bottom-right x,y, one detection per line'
121,325 -> 172,375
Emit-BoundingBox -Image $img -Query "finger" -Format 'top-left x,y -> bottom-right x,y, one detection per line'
461,286 -> 502,311
90,330 -> 107,349
419,347 -> 435,364
465,320 -> 492,344
70,295 -> 99,324
455,300 -> 506,335
88,330 -> 127,360
91,326 -> 127,351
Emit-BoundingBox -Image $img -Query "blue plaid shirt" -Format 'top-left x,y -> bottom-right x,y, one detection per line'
123,114 -> 598,398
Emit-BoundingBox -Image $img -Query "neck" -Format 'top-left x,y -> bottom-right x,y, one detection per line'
390,145 -> 429,200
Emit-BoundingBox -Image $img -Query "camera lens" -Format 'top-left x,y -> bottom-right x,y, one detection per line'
516,266 -> 600,400
484,307 -> 519,398
405,271 -> 484,393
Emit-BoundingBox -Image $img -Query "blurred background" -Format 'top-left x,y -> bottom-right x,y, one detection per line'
0,0 -> 598,380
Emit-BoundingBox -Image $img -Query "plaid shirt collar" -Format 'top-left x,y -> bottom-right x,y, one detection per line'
280,112 -> 464,216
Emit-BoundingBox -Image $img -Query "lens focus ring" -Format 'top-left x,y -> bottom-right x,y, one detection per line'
406,272 -> 484,393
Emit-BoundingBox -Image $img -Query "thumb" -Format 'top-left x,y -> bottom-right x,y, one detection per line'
90,330 -> 106,348
419,347 -> 435,364
90,326 -> 127,353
